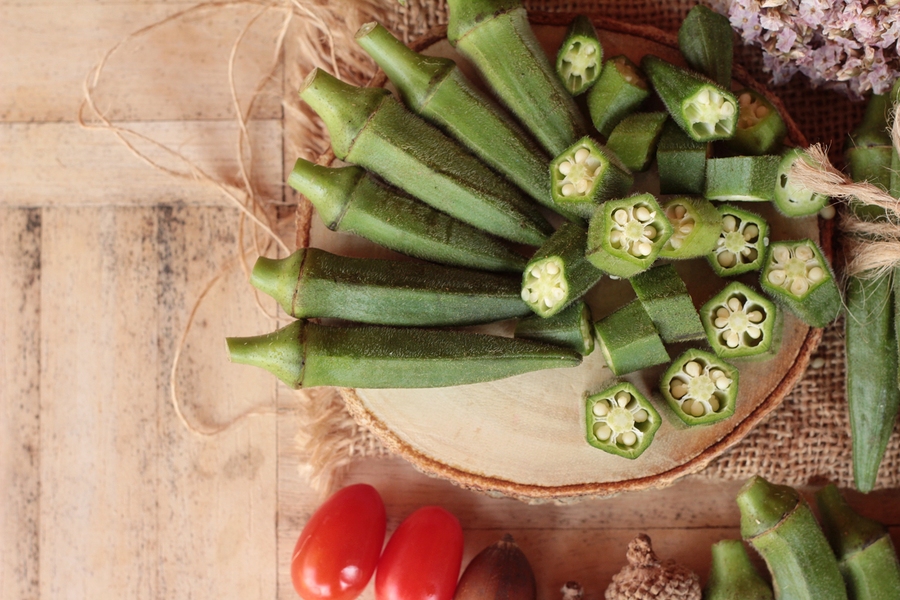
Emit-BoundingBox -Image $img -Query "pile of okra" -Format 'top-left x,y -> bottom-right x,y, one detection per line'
228,1 -> 888,469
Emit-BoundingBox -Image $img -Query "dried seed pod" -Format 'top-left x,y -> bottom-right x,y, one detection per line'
605,534 -> 701,600
453,534 -> 536,600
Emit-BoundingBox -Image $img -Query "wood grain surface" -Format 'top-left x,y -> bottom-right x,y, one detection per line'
1,2 -> 898,600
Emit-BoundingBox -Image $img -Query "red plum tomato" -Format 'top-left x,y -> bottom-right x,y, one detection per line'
291,484 -> 387,600
375,506 -> 464,600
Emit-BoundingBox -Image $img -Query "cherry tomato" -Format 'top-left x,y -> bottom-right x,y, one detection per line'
375,506 -> 464,600
291,484 -> 386,600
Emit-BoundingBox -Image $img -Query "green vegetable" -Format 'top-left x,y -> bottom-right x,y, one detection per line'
520,222 -> 605,318
251,248 -> 531,327
658,196 -> 721,259
605,111 -> 668,172
593,300 -> 670,376
815,483 -> 900,600
705,155 -> 780,202
737,476 -> 848,600
227,320 -> 582,389
630,264 -> 705,343
760,239 -> 841,328
555,15 -> 603,96
678,4 -> 733,88
586,55 -> 650,137
700,281 -> 779,360
704,539 -> 773,600
585,381 -> 661,459
707,204 -> 769,277
656,119 -> 708,195
773,148 -> 830,217
660,348 -> 738,426
585,193 -> 673,279
641,54 -> 738,143
727,89 -> 787,156
298,68 -> 552,246
550,136 -> 634,219
446,0 -> 588,156
288,159 -> 527,272
515,300 -> 594,355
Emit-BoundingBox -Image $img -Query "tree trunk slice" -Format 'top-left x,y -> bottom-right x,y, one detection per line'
297,14 -> 829,502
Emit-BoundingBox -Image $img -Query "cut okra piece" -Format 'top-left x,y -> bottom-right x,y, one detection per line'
585,193 -> 673,279
700,282 -> 779,360
586,55 -> 651,137
678,4 -> 733,88
760,240 -> 841,328
605,111 -> 668,172
659,196 -> 721,259
631,264 -> 705,343
642,55 -> 738,143
660,348 -> 738,425
726,89 -> 787,155
707,204 -> 769,277
593,300 -> 670,376
773,148 -> 830,217
704,155 -> 780,202
550,137 -> 634,218
585,382 -> 661,459
515,300 -> 594,355
521,222 -> 605,318
555,15 -> 603,96
657,119 -> 709,194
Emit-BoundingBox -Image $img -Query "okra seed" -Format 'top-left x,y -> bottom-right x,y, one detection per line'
684,361 -> 702,377
809,266 -> 824,282
717,251 -> 736,267
739,93 -> 752,106
561,183 -> 576,196
723,215 -> 738,232
820,205 -> 836,220
681,399 -> 696,415
669,237 -> 683,249
575,148 -> 590,163
679,221 -> 694,234
592,401 -> 610,417
644,226 -> 657,239
670,380 -> 689,399
614,209 -> 629,225
791,279 -> 809,296
726,331 -> 740,347
755,105 -> 768,118
742,248 -> 758,261
673,205 -> 687,219
620,431 -> 637,446
531,267 -> 541,277
747,325 -> 762,339
610,230 -> 623,245
773,246 -> 791,263
728,297 -> 743,311
634,206 -> 652,221
795,245 -> 814,261
697,89 -> 710,104
546,262 -> 560,275
616,391 -> 631,407
709,368 -> 724,380
768,270 -> 787,285
748,310 -> 764,323
558,161 -> 572,176
576,179 -> 589,194
708,396 -> 720,412
594,423 -> 612,441
633,409 -> 648,423
743,224 -> 759,241
690,401 -> 705,417
637,242 -> 652,256
715,377 -> 731,390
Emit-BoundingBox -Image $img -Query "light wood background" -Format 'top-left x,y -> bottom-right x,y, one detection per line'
2,2 -> 898,600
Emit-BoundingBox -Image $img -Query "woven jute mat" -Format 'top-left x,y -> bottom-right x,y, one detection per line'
291,0 -> 900,494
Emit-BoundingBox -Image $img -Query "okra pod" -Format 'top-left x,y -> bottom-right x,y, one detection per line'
760,240 -> 841,328
704,539 -> 773,600
446,0 -> 589,156
227,320 -> 582,389
555,15 -> 603,96
585,381 -> 661,459
700,281 -> 780,360
550,136 -> 634,219
630,263 -> 705,343
815,483 -> 900,600
656,119 -> 708,195
737,476 -> 848,600
605,111 -> 668,172
727,89 -> 787,156
705,155 -> 781,202
586,55 -> 651,137
659,196 -> 721,260
678,4 -> 733,89
642,55 -> 738,143
252,248 -> 531,327
299,68 -> 552,246
288,159 -> 527,273
660,348 -> 738,426
515,300 -> 594,355
593,300 -> 670,376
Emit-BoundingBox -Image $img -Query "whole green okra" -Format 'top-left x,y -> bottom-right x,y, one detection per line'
704,540 -> 773,600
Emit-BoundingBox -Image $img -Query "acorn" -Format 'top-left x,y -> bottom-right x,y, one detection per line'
453,534 -> 537,600
605,534 -> 701,600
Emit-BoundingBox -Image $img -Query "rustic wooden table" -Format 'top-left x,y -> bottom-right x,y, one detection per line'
2,2 -> 898,599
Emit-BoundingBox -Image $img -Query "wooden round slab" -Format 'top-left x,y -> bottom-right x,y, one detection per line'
298,14 -> 830,502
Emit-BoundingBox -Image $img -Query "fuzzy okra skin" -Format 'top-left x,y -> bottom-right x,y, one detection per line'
630,263 -> 705,343
678,4 -> 733,88
288,159 -> 527,272
585,381 -> 661,459
593,300 -> 670,376
555,15 -> 603,96
704,540 -> 773,600
642,55 -> 738,143
705,155 -> 781,202
815,483 -> 900,600
657,119 -> 709,194
227,320 -> 582,389
605,111 -> 668,172
760,240 -> 841,328
738,476 -> 848,600
299,68 -> 552,246
586,55 -> 651,137
515,300 -> 594,355
252,249 -> 531,327
446,0 -> 589,156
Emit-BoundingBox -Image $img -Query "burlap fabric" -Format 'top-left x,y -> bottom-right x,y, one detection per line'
291,0 -> 900,493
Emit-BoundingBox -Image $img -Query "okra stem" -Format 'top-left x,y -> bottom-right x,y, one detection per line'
704,539 -> 773,600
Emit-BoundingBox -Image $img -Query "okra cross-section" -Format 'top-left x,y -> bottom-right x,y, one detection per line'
555,15 -> 603,96
700,282 -> 780,360
593,300 -> 670,375
707,204 -> 769,277
586,193 -> 673,278
659,196 -> 720,259
515,300 -> 594,355
727,89 -> 787,155
550,137 -> 633,219
760,240 -> 841,328
773,148 -> 830,217
585,382 -> 661,459
660,348 -> 738,426
642,55 -> 738,143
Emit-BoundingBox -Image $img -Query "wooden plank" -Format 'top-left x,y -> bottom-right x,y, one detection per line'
0,3 -> 283,122
0,208 -> 42,600
0,120 -> 283,208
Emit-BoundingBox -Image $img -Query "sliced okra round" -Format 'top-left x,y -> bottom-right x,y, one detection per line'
521,222 -> 604,318
593,300 -> 670,376
700,282 -> 780,360
657,119 -> 709,195
773,148 -> 830,217
555,15 -> 603,96
725,89 -> 787,155
586,55 -> 651,137
585,382 -> 661,459
631,264 -> 705,343
707,204 -> 769,277
659,196 -> 721,259
605,111 -> 668,172
642,55 -> 738,143
585,193 -> 673,278
550,137 -> 633,218
704,155 -> 781,202
515,300 -> 594,355
760,240 -> 841,328
660,348 -> 738,425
